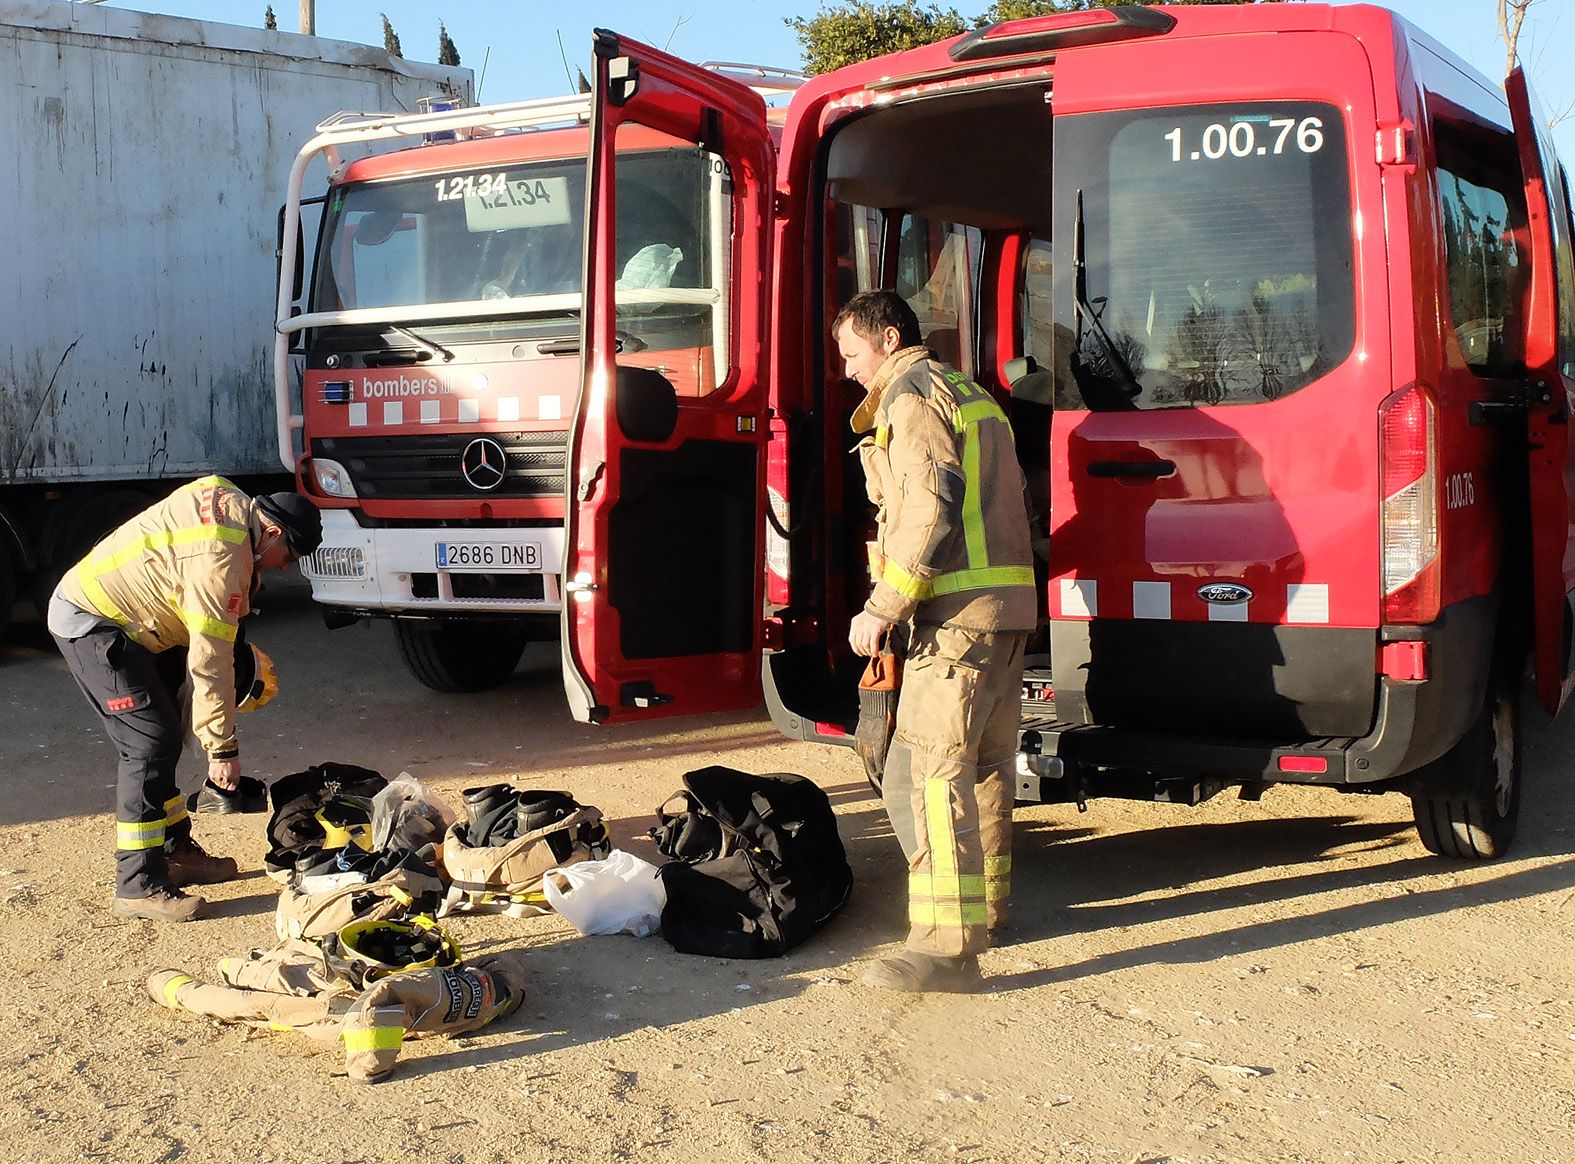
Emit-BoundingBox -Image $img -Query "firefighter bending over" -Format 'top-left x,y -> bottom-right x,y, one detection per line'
837,290 -> 1035,992
48,478 -> 322,923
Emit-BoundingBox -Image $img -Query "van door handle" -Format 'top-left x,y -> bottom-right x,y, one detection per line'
1086,459 -> 1176,479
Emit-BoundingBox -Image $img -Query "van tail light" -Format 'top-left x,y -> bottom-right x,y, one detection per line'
1379,384 -> 1439,623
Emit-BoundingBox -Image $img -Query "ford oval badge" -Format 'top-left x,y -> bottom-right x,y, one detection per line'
1198,583 -> 1252,604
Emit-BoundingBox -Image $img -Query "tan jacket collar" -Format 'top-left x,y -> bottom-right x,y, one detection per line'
849,345 -> 932,434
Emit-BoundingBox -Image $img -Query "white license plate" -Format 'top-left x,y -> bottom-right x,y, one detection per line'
435,542 -> 541,571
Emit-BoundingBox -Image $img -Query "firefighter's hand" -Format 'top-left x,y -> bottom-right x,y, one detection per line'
208,759 -> 241,791
849,610 -> 893,658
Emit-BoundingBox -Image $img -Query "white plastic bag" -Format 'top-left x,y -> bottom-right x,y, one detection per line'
370,771 -> 456,854
543,849 -> 666,937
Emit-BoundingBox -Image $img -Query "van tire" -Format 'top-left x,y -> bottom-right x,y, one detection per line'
393,619 -> 528,693
1409,671 -> 1521,860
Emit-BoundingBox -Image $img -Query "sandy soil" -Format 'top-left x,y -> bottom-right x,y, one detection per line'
2,574 -> 1572,1164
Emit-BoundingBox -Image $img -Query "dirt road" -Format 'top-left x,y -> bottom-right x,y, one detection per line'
2,575 -> 1572,1163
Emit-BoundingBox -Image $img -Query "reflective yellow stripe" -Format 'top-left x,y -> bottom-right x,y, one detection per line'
962,419 -> 988,566
929,564 -> 1036,597
116,819 -> 165,851
343,1026 -> 405,1053
924,778 -> 957,877
949,398 -> 1006,432
910,871 -> 986,899
984,854 -> 1011,901
76,566 -> 133,632
182,609 -> 238,642
909,900 -> 989,927
164,794 -> 190,829
941,369 -> 980,399
874,424 -> 889,449
86,525 -> 249,577
161,974 -> 193,1008
881,560 -> 931,600
268,1021 -> 295,1032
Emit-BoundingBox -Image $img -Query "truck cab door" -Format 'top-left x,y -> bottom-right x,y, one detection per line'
561,31 -> 775,724
1507,69 -> 1575,715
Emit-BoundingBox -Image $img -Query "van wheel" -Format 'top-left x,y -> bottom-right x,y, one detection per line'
1410,672 -> 1521,859
393,619 -> 528,693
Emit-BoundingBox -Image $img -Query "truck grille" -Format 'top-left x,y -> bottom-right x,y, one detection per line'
311,432 -> 567,501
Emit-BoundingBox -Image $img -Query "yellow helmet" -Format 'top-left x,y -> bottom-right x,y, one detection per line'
237,644 -> 278,712
329,916 -> 461,988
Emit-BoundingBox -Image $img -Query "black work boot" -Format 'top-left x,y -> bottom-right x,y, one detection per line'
462,784 -> 520,846
516,791 -> 578,862
861,950 -> 983,993
187,776 -> 268,815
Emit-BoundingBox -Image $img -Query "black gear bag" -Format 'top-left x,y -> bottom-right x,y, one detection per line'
650,766 -> 852,958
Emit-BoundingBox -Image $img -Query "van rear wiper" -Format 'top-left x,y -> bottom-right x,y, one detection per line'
1073,189 -> 1143,404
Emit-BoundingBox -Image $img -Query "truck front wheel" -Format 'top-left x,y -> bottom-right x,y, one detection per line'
1410,670 -> 1521,860
393,619 -> 528,693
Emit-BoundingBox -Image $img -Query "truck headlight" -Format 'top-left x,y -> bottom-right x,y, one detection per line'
310,458 -> 357,499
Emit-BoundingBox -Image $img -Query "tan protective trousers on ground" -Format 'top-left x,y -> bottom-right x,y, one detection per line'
881,625 -> 1026,958
151,943 -> 525,1083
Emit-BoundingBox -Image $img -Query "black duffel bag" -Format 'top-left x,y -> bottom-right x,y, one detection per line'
650,766 -> 852,958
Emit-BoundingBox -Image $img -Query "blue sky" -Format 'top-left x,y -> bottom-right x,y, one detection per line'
99,0 -> 1572,159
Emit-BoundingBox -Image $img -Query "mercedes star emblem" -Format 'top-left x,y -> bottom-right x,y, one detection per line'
460,436 -> 507,491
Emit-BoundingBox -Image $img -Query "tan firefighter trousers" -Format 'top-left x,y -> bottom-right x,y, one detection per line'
881,624 -> 1026,958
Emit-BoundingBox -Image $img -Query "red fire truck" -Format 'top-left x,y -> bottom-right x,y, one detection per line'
275,69 -> 797,692
558,6 -> 1575,861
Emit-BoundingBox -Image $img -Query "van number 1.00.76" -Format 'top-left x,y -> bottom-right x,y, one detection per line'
1446,472 -> 1476,510
1165,117 -> 1325,162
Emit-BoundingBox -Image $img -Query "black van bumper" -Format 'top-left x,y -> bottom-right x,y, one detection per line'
1028,596 -> 1499,795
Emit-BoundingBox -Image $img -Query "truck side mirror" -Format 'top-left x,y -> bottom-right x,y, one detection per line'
615,366 -> 679,444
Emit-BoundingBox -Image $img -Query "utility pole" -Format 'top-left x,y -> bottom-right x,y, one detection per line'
299,0 -> 315,36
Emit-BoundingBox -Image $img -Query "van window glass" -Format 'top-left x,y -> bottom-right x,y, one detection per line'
1434,125 -> 1527,376
893,215 -> 981,377
1557,163 -> 1575,379
1022,237 -> 1054,370
311,145 -> 729,395
833,202 -> 883,304
1053,102 -> 1355,410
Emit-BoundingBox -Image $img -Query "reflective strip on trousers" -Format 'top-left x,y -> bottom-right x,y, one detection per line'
985,853 -> 1011,903
164,793 -> 189,830
909,777 -> 988,930
117,818 -> 165,852
343,1024 -> 405,1053
163,974 -> 194,1009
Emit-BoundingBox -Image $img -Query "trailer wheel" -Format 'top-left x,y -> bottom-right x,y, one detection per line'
1410,670 -> 1521,860
393,619 -> 528,693
31,489 -> 150,612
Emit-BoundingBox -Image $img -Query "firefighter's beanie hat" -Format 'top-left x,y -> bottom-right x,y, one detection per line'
256,492 -> 323,556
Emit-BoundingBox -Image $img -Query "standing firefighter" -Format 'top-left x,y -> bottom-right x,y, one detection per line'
836,290 -> 1036,992
48,477 -> 322,922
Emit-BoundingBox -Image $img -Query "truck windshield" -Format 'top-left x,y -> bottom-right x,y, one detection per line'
1053,101 -> 1355,410
311,148 -> 714,318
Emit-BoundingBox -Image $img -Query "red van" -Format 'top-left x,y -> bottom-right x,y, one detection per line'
558,7 -> 1575,860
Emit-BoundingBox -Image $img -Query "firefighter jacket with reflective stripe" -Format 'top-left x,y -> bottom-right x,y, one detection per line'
58,476 -> 263,759
853,350 -> 1036,631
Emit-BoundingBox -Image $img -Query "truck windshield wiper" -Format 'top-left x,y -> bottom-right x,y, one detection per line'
387,324 -> 454,362
1073,189 -> 1143,405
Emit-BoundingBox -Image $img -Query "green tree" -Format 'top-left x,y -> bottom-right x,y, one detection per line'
789,1 -> 968,76
793,0 -> 1278,74
263,5 -> 277,31
381,13 -> 403,58
438,21 -> 461,67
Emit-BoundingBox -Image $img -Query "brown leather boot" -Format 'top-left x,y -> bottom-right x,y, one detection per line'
113,887 -> 204,923
166,839 -> 240,886
861,950 -> 982,993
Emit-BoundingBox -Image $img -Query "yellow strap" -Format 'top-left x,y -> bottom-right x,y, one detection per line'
161,974 -> 194,1008
961,419 -> 988,567
910,871 -> 987,899
163,793 -> 190,828
343,1025 -> 405,1053
116,819 -> 165,851
929,564 -> 1036,597
874,424 -> 889,449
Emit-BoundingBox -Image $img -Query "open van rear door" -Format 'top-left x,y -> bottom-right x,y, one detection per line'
561,31 -> 775,724
1507,69 -> 1575,715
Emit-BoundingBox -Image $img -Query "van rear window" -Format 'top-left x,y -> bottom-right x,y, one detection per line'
1052,102 -> 1355,410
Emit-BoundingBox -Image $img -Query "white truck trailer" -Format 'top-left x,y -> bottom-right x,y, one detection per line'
0,0 -> 472,639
